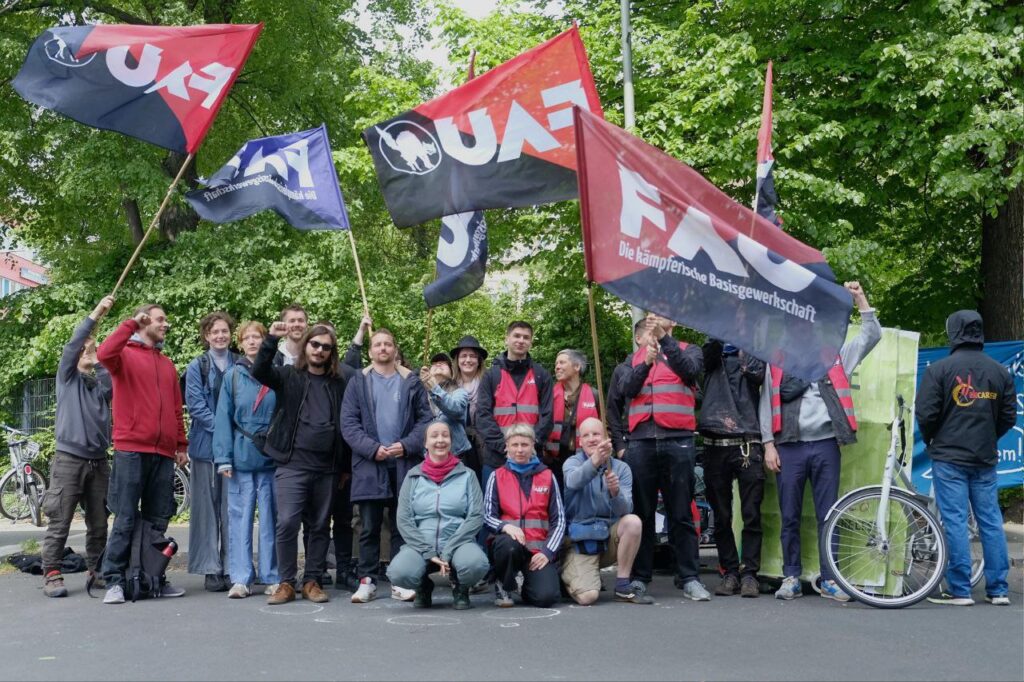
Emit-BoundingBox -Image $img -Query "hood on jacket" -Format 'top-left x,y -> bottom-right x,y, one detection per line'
945,310 -> 985,349
128,333 -> 165,351
493,351 -> 534,372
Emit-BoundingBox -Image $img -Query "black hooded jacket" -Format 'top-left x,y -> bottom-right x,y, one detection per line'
915,311 -> 1016,468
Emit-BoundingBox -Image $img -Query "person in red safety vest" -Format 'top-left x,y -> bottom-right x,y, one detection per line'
545,349 -> 600,488
759,282 -> 881,603
619,313 -> 710,602
482,424 -> 565,608
475,321 -> 554,489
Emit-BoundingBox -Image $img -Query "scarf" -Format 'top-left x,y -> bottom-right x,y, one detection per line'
507,455 -> 541,475
422,453 -> 459,484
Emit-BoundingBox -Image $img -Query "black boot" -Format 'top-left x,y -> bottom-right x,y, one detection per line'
452,584 -> 472,610
414,574 -> 434,608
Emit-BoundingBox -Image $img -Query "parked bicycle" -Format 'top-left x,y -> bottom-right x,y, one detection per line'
820,395 -> 983,608
173,462 -> 191,517
0,425 -> 46,526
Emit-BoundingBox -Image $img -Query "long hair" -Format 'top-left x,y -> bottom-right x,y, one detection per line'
294,324 -> 339,377
453,348 -> 485,386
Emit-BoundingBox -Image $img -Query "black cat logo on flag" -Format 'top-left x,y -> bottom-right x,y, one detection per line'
363,27 -> 603,227
13,23 -> 262,153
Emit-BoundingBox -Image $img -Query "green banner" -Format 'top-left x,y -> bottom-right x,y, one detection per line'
753,326 -> 921,581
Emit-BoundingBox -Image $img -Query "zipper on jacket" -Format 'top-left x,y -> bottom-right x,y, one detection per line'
154,350 -> 163,452
434,484 -> 442,555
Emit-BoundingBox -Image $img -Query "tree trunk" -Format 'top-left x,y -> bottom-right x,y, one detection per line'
979,180 -> 1024,341
122,195 -> 144,246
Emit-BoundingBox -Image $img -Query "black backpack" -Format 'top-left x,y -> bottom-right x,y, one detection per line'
180,352 -> 237,408
88,512 -> 177,602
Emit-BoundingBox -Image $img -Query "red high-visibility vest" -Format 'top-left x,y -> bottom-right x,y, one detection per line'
627,346 -> 697,432
493,368 -> 540,428
545,383 -> 599,455
769,361 -> 858,433
494,466 -> 552,554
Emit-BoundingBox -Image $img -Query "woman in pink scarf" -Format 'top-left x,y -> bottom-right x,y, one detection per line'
386,421 -> 489,609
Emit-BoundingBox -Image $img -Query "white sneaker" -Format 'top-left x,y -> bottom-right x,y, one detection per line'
103,585 -> 125,604
263,583 -> 280,596
391,585 -> 416,601
351,578 -> 377,603
228,583 -> 250,599
985,595 -> 1010,606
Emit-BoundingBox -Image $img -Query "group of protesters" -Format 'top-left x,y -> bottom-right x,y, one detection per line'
36,281 -> 1016,609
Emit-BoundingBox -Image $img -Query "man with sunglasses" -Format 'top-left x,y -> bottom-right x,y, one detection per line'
253,322 -> 353,605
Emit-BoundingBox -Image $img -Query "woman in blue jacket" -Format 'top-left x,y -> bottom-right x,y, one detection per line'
387,421 -> 488,609
213,321 -> 279,599
186,312 -> 238,592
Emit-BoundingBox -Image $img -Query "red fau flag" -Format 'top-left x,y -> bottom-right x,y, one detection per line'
13,24 -> 262,153
575,108 -> 852,382
363,27 -> 603,227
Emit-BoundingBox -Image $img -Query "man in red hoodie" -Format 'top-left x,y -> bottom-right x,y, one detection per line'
98,304 -> 189,604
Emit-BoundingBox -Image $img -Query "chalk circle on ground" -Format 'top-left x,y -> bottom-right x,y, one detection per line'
258,603 -> 325,616
387,614 -> 462,627
314,614 -> 348,623
500,622 -> 520,628
482,608 -> 560,620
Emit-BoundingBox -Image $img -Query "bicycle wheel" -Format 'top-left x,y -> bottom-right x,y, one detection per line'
0,469 -> 47,521
967,509 -> 985,588
27,479 -> 42,527
821,487 -> 947,608
173,466 -> 190,516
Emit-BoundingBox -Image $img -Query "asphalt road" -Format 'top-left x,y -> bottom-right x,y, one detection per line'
1,524 -> 1022,681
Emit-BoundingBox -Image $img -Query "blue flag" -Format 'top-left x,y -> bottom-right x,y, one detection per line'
186,124 -> 349,230
424,211 -> 488,307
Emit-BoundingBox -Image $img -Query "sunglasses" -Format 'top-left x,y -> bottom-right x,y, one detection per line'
308,340 -> 335,353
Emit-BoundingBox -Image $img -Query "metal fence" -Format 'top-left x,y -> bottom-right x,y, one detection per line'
2,376 -> 56,432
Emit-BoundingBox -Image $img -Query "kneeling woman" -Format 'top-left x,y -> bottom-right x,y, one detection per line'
483,424 -> 566,608
387,421 -> 488,609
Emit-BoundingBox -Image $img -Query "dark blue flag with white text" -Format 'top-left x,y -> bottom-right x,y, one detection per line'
424,211 -> 488,307
186,124 -> 349,230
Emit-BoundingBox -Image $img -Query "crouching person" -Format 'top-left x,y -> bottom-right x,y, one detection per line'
483,424 -> 565,608
561,418 -> 652,605
387,421 -> 488,609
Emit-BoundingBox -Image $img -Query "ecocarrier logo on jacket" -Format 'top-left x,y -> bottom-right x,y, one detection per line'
952,374 -> 999,408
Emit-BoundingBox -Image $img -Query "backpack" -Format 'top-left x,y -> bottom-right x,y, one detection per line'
88,511 -> 177,601
180,353 -> 211,408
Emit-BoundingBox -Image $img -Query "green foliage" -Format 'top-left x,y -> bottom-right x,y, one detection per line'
0,0 -> 1021,403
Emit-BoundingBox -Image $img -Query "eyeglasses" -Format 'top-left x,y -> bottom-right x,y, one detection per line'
308,340 -> 335,352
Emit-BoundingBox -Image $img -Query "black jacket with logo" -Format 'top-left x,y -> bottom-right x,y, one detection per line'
915,311 -> 1016,468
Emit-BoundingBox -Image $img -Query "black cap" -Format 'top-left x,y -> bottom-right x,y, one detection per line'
429,352 -> 453,372
449,335 -> 488,361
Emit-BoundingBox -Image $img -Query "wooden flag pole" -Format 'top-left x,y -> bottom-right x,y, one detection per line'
110,153 -> 195,297
586,282 -> 608,428
346,228 -> 373,332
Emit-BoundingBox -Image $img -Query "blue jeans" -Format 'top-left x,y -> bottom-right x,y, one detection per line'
227,470 -> 279,586
931,461 -> 1009,598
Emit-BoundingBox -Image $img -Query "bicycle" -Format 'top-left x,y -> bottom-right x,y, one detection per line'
820,395 -> 983,608
173,462 -> 191,517
0,425 -> 46,526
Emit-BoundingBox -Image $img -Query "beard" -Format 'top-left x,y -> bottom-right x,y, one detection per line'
308,356 -> 328,367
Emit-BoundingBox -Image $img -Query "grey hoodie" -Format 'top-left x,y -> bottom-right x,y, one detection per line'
55,317 -> 112,459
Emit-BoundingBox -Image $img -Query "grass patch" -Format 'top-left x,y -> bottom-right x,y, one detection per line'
20,538 -> 39,553
0,562 -> 16,576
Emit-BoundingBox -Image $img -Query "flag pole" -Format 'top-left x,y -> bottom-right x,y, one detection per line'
346,228 -> 372,328
619,0 -> 645,344
586,282 -> 608,429
110,153 -> 195,297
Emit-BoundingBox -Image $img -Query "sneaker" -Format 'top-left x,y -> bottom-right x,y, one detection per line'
927,592 -> 974,606
351,578 -> 377,603
740,575 -> 760,598
391,585 -> 416,601
263,583 -> 280,596
494,584 -> 514,608
302,581 -> 330,604
103,585 -> 125,605
774,576 -> 802,600
204,574 -> 228,593
819,579 -> 851,603
227,583 -> 250,599
159,582 -> 186,598
680,580 -> 712,601
266,582 -> 296,605
335,563 -> 361,592
985,595 -> 1010,606
44,572 -> 68,598
715,573 -> 740,596
469,578 -> 490,595
615,583 -> 655,604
